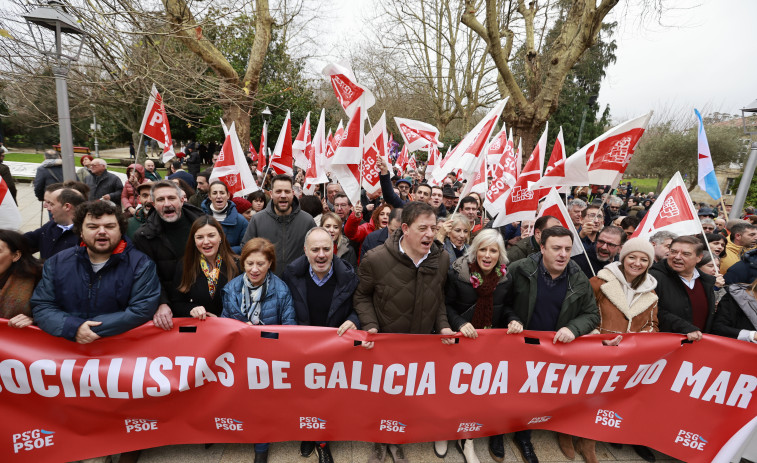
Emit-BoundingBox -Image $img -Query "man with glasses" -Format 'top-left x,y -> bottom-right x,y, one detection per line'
572,226 -> 624,278
332,193 -> 353,223
578,205 -> 604,247
700,218 -> 716,234
604,196 -> 623,226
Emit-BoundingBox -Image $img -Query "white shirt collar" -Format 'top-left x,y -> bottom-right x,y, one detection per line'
398,236 -> 430,268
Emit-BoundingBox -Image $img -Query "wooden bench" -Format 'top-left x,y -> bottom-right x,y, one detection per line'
53,145 -> 91,155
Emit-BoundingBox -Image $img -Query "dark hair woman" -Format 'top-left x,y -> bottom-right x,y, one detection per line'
344,202 -> 392,250
169,216 -> 240,319
0,230 -> 43,328
247,190 -> 268,216
201,181 -> 249,253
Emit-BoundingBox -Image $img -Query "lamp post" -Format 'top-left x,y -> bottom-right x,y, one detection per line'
260,106 -> 273,183
23,1 -> 86,181
90,104 -> 99,158
731,99 -> 757,220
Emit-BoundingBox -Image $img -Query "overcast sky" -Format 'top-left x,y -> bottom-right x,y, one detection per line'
314,0 -> 757,125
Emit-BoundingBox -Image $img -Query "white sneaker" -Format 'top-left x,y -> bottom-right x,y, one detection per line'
456,439 -> 480,463
433,440 -> 448,458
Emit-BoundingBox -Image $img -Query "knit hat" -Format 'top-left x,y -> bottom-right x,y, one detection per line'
395,178 -> 412,188
619,237 -> 655,263
231,197 -> 252,214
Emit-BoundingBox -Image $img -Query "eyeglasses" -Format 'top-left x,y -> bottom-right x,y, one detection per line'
586,213 -> 604,220
597,239 -> 621,250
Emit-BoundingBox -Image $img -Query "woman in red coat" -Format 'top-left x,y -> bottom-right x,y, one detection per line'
344,202 -> 392,250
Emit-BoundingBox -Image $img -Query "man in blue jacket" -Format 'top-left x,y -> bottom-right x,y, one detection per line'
24,187 -> 85,259
31,200 -> 160,343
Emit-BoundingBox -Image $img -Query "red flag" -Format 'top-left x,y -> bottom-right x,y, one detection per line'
395,145 -> 408,176
533,126 -> 566,200
322,62 -> 375,119
491,123 -> 548,227
292,113 -> 311,170
394,117 -> 443,152
270,111 -> 293,176
138,84 -> 175,163
631,172 -> 700,240
332,107 -> 363,164
537,188 -> 585,257
425,144 -> 442,181
304,109 -> 329,195
362,112 -> 388,195
211,121 -> 259,197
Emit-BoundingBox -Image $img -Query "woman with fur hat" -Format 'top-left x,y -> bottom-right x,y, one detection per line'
570,237 -> 659,463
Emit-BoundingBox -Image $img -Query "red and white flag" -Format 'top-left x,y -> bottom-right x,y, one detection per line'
486,123 -> 508,172
256,121 -> 268,175
433,98 -> 508,182
407,154 -> 418,172
270,110 -> 293,176
304,109 -> 329,195
139,84 -> 175,163
630,172 -> 700,240
0,176 -> 21,230
425,144 -> 442,181
491,123 -> 548,227
529,126 -> 566,199
395,144 -> 408,176
460,151 -> 488,199
362,112 -> 389,196
292,113 -> 311,170
484,130 -> 518,218
394,118 -> 443,152
211,120 -> 260,197
322,62 -> 375,119
332,106 -> 364,164
538,187 -> 586,257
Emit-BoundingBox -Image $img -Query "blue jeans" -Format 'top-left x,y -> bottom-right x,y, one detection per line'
254,443 -> 269,453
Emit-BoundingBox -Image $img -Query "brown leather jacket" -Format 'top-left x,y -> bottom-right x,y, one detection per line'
354,230 -> 450,334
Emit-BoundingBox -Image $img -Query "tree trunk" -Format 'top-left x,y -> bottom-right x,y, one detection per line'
656,177 -> 665,194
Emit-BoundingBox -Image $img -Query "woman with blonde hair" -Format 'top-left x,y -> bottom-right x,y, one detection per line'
321,211 -> 357,267
435,213 -> 471,267
438,228 -> 521,463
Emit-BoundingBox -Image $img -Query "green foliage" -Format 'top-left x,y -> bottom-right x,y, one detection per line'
627,121 -> 747,189
732,173 -> 757,208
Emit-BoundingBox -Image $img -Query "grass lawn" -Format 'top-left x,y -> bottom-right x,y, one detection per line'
6,152 -> 135,177
618,177 -> 659,194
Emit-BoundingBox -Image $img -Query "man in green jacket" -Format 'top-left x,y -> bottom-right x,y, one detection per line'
498,226 -> 599,463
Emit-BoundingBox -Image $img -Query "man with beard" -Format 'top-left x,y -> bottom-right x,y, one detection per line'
134,181 -> 204,330
571,225 -> 624,278
126,182 -> 153,239
32,200 -> 160,341
31,199 -> 159,463
188,170 -> 211,207
242,174 -> 315,276
501,227 -> 599,463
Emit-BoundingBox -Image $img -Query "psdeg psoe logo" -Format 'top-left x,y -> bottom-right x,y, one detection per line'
299,417 -> 327,429
12,428 -> 55,453
675,430 -> 707,451
379,420 -> 407,433
595,409 -> 623,428
124,419 -> 158,433
527,416 -> 551,425
215,418 -> 244,431
457,422 -> 483,432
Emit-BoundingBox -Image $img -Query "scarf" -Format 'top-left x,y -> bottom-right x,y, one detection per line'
469,262 -> 499,329
240,272 -> 269,325
0,272 -> 36,319
199,255 -> 223,298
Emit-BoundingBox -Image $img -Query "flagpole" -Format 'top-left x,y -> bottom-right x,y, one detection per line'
135,134 -> 144,161
582,246 -> 596,277
719,197 -> 728,219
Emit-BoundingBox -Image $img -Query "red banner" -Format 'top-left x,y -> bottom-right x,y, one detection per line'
2,319 -> 757,462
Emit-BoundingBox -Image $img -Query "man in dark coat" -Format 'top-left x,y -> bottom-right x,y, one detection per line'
31,200 -> 160,342
241,174 -> 315,275
84,158 -> 123,203
33,149 -> 63,201
25,188 -> 85,259
134,181 -> 204,330
571,225 -> 624,278
501,226 -> 599,463
283,227 -> 360,463
724,249 -> 757,285
650,235 -> 717,339
354,201 -> 454,463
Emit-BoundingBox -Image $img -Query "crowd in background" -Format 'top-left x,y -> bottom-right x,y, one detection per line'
1,144 -> 756,463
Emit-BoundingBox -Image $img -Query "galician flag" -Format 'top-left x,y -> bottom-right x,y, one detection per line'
695,109 -> 722,201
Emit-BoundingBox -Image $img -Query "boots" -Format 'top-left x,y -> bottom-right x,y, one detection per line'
575,438 -> 598,463
456,439 -> 480,463
558,433 -> 575,460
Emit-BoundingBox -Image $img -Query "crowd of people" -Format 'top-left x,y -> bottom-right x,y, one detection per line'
2,147 -> 757,463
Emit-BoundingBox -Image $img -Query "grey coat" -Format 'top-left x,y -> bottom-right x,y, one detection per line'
241,196 -> 316,276
85,171 -> 124,204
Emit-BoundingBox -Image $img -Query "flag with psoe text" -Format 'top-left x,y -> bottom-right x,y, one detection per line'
210,120 -> 259,197
394,117 -> 443,152
322,62 -> 375,119
362,112 -> 389,196
138,84 -> 175,163
630,172 -> 700,240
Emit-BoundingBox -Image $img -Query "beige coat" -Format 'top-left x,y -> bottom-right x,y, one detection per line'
590,264 -> 659,334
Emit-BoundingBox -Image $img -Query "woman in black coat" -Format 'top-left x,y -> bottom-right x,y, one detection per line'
713,278 -> 757,341
169,216 -> 240,318
440,228 -> 521,463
